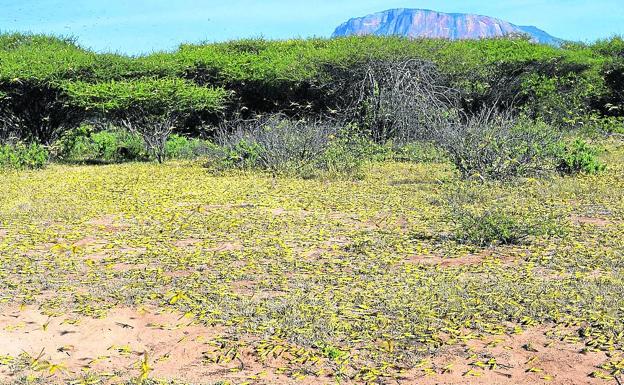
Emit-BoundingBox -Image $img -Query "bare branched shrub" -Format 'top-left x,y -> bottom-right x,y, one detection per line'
329,59 -> 561,180
211,114 -> 337,172
119,111 -> 176,164
429,106 -> 561,180
325,58 -> 457,143
206,114 -> 377,178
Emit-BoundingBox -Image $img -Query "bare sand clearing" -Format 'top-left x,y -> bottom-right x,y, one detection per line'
0,305 -> 612,385
0,306 -> 330,384
411,328 -> 608,385
0,306 -> 221,383
570,215 -> 611,227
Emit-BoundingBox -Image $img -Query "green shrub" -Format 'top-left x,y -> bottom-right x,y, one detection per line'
57,128 -> 213,162
316,129 -> 383,179
64,78 -> 229,163
205,137 -> 264,172
601,58 -> 624,115
55,126 -> 146,163
1,33 -> 620,144
573,114 -> 624,136
453,209 -> 530,246
446,185 -> 566,247
591,36 -> 624,57
63,78 -> 228,116
520,72 -> 601,127
165,134 -> 211,159
451,205 -> 568,247
89,130 -> 145,162
0,142 -> 48,169
449,204 -> 565,248
53,124 -> 90,159
556,139 -> 606,175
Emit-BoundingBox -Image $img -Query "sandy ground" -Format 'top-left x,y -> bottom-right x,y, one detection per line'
0,305 -> 613,385
0,203 -> 620,385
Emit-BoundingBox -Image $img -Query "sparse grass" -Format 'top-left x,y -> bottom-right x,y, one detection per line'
0,140 -> 623,384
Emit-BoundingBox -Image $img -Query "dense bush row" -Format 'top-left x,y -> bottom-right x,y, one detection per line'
1,33 -> 623,141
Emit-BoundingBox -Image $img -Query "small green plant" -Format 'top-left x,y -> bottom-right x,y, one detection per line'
317,129 -> 382,179
433,111 -> 561,180
165,135 -> 210,159
579,114 -> 624,135
556,139 -> 606,175
0,142 -> 48,169
453,209 -> 530,246
320,344 -> 348,361
446,185 -> 566,247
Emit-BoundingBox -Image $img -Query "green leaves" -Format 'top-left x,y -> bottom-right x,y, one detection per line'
63,78 -> 229,116
556,138 -> 606,175
0,142 -> 49,170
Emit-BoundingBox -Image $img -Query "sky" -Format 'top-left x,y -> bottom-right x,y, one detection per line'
0,0 -> 622,55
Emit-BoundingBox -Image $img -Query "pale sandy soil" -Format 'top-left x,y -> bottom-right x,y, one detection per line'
0,305 -> 612,385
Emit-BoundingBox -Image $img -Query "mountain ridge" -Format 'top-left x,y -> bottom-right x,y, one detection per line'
332,8 -> 563,46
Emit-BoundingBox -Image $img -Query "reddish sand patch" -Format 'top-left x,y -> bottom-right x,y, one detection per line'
0,307 -> 612,385
173,238 -> 202,248
0,306 -> 221,383
570,215 -> 611,227
230,280 -> 284,299
303,236 -> 351,259
207,242 -> 243,252
84,251 -> 109,261
0,306 -> 324,385
23,242 -> 57,257
73,236 -> 107,248
87,215 -> 129,232
405,251 -> 509,267
365,212 -> 414,232
395,215 -> 411,231
171,239 -> 243,253
82,245 -> 146,264
109,263 -> 150,272
230,279 -> 257,295
272,208 -> 287,216
407,327 -> 607,385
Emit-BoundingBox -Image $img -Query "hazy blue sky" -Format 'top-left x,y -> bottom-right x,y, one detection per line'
0,0 -> 622,54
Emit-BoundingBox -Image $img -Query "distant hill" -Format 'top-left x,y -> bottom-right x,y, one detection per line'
333,8 -> 563,46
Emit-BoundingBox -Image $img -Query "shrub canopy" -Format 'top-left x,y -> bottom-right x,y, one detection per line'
63,78 -> 228,117
1,33 -> 623,142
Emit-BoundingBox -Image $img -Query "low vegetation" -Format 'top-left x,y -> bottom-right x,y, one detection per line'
0,143 -> 622,384
556,138 -> 607,174
0,141 -> 48,169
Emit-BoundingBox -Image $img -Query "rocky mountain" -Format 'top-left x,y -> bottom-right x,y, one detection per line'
332,8 -> 563,46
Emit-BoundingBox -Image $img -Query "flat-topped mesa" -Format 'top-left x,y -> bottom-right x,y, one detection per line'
333,8 -> 563,46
